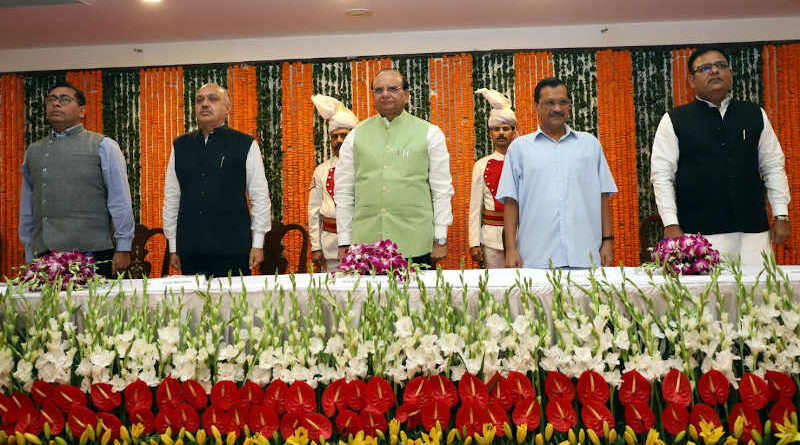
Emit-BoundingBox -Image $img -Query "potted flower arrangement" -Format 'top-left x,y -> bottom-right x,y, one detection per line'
335,239 -> 414,280
13,250 -> 100,290
650,233 -> 721,275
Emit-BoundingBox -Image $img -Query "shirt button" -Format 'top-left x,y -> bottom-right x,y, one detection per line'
381,208 -> 386,213
45,153 -> 50,157
43,216 -> 48,221
383,165 -> 388,170
42,167 -> 47,173
385,145 -> 391,151
382,185 -> 388,191
200,191 -> 207,197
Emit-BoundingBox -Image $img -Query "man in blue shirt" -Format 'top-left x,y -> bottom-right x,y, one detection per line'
19,82 -> 135,277
496,77 -> 617,269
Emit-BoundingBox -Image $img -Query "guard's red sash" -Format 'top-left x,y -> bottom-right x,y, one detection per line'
326,166 -> 336,203
483,158 -> 505,213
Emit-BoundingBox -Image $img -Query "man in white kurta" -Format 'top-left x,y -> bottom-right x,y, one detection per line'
469,88 -> 517,269
308,95 -> 358,272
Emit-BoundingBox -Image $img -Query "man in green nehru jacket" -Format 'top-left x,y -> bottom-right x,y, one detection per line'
334,69 -> 454,267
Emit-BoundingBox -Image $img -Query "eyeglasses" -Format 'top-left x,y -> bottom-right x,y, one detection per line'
540,99 -> 570,108
45,94 -> 76,105
372,86 -> 404,95
693,61 -> 730,74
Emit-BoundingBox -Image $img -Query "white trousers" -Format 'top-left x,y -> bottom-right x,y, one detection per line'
483,246 -> 506,269
703,231 -> 771,266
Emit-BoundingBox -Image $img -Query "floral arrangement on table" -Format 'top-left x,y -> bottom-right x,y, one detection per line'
1,256 -> 800,445
13,250 -> 101,290
336,240 -> 414,279
650,234 -> 721,275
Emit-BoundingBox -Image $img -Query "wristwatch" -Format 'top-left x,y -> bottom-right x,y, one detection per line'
434,237 -> 447,245
774,215 -> 789,221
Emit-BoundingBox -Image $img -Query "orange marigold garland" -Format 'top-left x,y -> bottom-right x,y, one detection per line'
0,74 -> 25,278
281,62 -> 315,272
139,67 -> 185,277
671,47 -> 695,107
65,70 -> 103,133
513,51 -> 554,135
350,58 -> 391,121
596,50 -> 640,266
428,54 -> 475,270
763,44 -> 800,264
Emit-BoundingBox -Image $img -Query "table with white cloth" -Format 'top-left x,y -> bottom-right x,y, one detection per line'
7,266 -> 800,333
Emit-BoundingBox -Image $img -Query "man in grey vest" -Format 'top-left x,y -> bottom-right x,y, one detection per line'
334,69 -> 454,267
163,83 -> 271,277
651,46 -> 790,265
19,82 -> 135,278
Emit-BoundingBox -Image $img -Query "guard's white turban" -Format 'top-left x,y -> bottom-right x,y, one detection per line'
311,94 -> 358,132
475,88 -> 517,127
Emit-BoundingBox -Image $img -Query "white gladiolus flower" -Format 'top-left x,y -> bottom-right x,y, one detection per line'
13,360 -> 34,389
90,349 -> 116,368
486,314 -> 508,338
395,317 -> 414,338
309,337 -> 324,355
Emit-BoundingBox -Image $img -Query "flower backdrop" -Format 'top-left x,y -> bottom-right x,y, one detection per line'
0,259 -> 799,445
1,42 -> 800,277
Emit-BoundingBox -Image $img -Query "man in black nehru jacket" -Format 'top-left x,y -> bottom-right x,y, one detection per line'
651,46 -> 790,265
163,83 -> 271,277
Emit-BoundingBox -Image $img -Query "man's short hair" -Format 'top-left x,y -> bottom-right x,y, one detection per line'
48,81 -> 86,107
197,82 -> 231,108
371,69 -> 410,91
534,77 -> 567,103
687,46 -> 729,73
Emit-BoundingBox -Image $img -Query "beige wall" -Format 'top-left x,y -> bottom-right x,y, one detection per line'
2,16 -> 799,73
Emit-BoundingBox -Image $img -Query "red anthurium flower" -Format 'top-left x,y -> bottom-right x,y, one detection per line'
11,393 -> 35,412
486,402 -> 510,437
177,404 -> 200,433
210,381 -> 239,411
544,371 -> 574,402
124,380 -> 153,413
769,399 -> 798,428
301,413 -> 334,441
155,407 -> 184,434
458,373 -> 490,409
697,370 -> 729,405
239,381 -> 264,408
248,405 -> 279,438
577,370 -> 610,405
512,396 -> 541,430
91,382 -> 122,412
624,402 -> 655,435
507,371 -> 536,405
487,372 -> 512,412
662,369 -> 692,406
280,412 -> 302,439
661,403 -> 689,436
202,406 -> 235,436
765,370 -> 796,402
581,402 -> 614,437
729,403 -> 762,443
52,385 -> 85,413
181,380 -> 208,411
157,377 -> 184,410
359,408 -> 389,436
403,377 -> 429,409
263,379 -> 289,414
0,394 -> 15,423
322,379 -> 348,417
689,404 -> 722,431
15,408 -> 43,435
545,398 -> 576,433
739,372 -> 769,411
31,380 -> 54,407
455,401 -> 489,437
394,403 -> 421,424
286,380 -> 317,414
619,370 -> 650,406
366,377 -> 396,414
407,410 -> 422,430
425,375 -> 459,408
346,380 -> 368,411
231,407 -> 248,432
96,412 -> 122,441
129,408 -> 156,435
421,400 -> 451,432
40,402 -> 65,436
67,405 -> 97,438
335,409 -> 361,437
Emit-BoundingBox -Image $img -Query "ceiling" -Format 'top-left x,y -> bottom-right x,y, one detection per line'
1,0 -> 799,50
